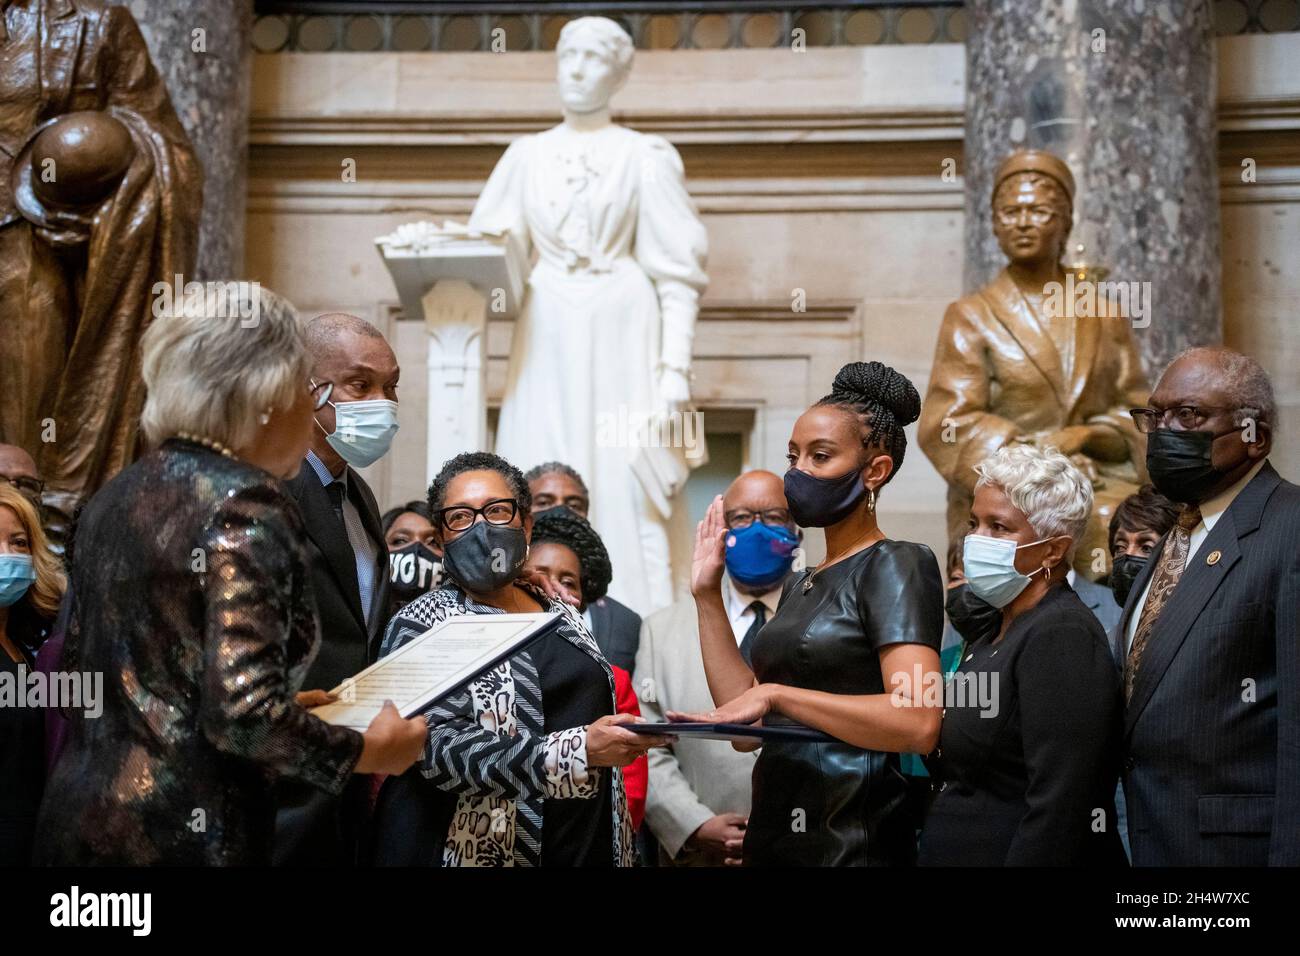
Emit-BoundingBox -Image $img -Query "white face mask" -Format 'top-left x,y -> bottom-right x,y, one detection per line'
321,398 -> 399,468
962,533 -> 1056,609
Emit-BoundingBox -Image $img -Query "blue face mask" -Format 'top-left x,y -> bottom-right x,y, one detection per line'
322,399 -> 400,468
962,533 -> 1054,609
0,554 -> 36,607
725,522 -> 799,590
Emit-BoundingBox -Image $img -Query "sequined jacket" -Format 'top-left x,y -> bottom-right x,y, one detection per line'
378,585 -> 635,867
33,439 -> 363,866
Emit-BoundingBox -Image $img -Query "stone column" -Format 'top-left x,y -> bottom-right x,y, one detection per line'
130,0 -> 253,280
964,0 -> 1221,375
375,222 -> 526,485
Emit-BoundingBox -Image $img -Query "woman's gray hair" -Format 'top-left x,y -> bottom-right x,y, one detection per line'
140,283 -> 310,451
558,16 -> 634,80
974,444 -> 1093,554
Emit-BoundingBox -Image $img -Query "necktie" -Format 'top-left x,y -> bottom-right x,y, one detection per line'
1124,506 -> 1202,701
739,600 -> 768,667
325,479 -> 347,526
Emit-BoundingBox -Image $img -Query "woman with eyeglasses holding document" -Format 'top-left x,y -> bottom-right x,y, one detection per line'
675,361 -> 945,866
372,452 -> 669,867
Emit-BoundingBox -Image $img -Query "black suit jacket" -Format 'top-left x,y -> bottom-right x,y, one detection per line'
587,595 -> 642,673
286,460 -> 390,690
273,459 -> 390,865
1114,461 -> 1299,866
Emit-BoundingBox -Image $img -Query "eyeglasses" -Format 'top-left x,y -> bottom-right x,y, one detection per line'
995,205 -> 1058,227
436,498 -> 520,533
0,475 -> 44,500
309,380 -> 334,411
725,508 -> 793,530
1129,404 -> 1236,434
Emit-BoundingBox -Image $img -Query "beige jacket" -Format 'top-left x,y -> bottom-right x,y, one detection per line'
632,580 -> 759,862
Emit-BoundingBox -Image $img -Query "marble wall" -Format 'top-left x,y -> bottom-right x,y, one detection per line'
244,36 -> 1299,599
132,0 -> 253,280
965,0 -> 1221,376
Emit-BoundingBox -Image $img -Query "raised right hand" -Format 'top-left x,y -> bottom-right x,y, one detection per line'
356,701 -> 427,775
690,494 -> 728,598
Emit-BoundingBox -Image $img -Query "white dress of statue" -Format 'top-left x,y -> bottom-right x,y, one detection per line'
469,17 -> 708,616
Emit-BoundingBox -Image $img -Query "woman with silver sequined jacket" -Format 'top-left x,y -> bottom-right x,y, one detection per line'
33,287 -> 425,866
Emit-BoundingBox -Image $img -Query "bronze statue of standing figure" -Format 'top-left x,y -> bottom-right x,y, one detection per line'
1,0 -> 201,543
919,150 -> 1149,577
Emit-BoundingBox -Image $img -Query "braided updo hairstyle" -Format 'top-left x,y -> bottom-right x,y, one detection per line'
814,361 -> 922,486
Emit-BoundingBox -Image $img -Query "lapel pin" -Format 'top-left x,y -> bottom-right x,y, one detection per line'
1206,550 -> 1222,566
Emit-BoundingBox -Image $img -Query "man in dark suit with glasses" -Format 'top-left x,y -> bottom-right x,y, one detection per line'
1118,346 -> 1298,866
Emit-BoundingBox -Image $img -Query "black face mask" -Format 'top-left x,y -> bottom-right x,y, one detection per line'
945,583 -> 1002,646
1145,427 -> 1233,504
440,521 -> 527,595
389,541 -> 442,604
783,466 -> 866,528
1109,553 -> 1147,608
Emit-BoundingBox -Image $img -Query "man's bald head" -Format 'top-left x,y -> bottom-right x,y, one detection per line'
722,470 -> 790,521
1159,346 -> 1276,427
305,313 -> 385,367
0,443 -> 38,481
304,312 -> 401,473
0,444 -> 42,509
1149,345 -> 1273,500
721,470 -> 799,595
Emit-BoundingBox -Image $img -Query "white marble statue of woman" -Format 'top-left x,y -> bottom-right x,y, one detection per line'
469,17 -> 708,616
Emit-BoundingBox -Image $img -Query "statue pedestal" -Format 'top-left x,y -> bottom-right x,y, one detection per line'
375,222 -> 526,483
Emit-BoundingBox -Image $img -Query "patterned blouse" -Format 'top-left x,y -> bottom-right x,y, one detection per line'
379,584 -> 635,866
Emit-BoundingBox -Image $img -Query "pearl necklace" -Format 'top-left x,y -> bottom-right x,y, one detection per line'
176,431 -> 235,459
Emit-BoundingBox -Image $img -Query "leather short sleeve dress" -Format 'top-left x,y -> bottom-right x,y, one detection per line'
744,539 -> 944,866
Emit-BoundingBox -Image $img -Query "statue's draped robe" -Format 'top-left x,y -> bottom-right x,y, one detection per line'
470,123 -> 707,616
918,269 -> 1150,573
0,0 -> 200,517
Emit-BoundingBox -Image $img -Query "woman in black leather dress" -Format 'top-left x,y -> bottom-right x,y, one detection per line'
674,362 -> 944,866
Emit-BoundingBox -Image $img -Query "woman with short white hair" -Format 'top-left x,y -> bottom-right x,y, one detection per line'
34,284 -> 426,866
920,443 -> 1126,866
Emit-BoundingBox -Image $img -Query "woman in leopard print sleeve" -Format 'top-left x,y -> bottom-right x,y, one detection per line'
370,452 -> 670,867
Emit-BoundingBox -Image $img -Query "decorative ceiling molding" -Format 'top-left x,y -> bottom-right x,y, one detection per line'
250,97 -> 1299,149
249,106 -> 967,147
387,298 -> 860,326
246,174 -> 965,214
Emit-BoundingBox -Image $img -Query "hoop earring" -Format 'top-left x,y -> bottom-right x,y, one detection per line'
866,487 -> 877,513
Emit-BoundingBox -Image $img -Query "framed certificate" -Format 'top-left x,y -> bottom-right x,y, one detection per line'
310,611 -> 562,730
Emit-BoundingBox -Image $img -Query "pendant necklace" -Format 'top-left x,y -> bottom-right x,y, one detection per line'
802,534 -> 882,593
